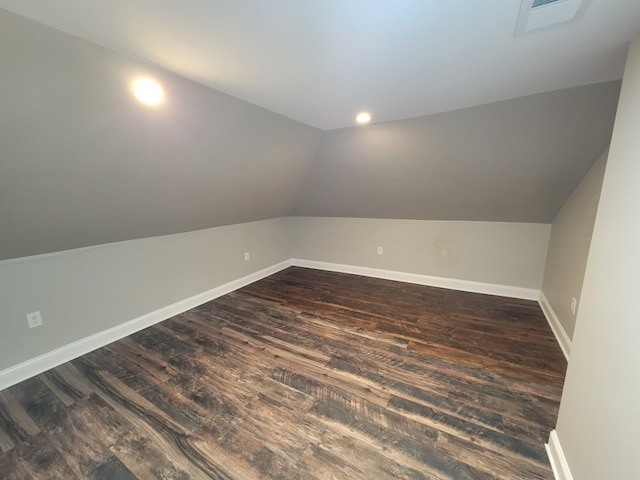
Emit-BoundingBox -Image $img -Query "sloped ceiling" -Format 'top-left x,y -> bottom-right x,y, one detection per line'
0,5 -> 630,260
0,11 -> 321,260
293,81 -> 620,222
0,1 -> 639,130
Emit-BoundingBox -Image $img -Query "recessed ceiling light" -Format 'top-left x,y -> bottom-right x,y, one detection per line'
356,112 -> 372,124
133,77 -> 164,106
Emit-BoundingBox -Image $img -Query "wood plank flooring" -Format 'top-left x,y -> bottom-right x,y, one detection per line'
0,267 -> 567,479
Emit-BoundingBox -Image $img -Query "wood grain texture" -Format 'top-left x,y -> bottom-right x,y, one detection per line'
0,267 -> 566,479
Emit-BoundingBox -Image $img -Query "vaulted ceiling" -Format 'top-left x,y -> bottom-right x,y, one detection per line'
0,2 -> 636,260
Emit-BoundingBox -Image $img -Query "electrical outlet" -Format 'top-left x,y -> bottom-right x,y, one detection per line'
244,252 -> 250,261
377,246 -> 383,255
26,311 -> 43,329
571,297 -> 577,315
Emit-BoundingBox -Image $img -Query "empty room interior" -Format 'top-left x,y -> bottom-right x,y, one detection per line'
1,1 -> 639,479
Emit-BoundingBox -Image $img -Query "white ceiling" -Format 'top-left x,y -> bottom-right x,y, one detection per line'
1,0 -> 639,130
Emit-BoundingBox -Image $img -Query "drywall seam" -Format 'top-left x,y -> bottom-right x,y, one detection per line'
0,259 -> 293,391
291,259 -> 540,300
545,430 -> 574,480
538,291 -> 572,360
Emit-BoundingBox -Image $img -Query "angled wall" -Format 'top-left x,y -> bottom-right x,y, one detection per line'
294,82 -> 620,223
541,148 -> 608,346
552,32 -> 640,480
0,9 -> 620,264
0,10 -> 321,260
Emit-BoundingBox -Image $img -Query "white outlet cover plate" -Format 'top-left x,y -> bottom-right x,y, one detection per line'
26,311 -> 43,328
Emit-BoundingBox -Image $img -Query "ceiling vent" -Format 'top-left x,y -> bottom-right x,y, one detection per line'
532,0 -> 562,8
515,0 -> 593,35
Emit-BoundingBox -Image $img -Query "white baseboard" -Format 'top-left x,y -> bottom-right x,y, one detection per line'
546,430 -> 574,480
538,292 -> 571,361
0,260 -> 292,391
291,259 -> 540,300
0,258 -> 553,391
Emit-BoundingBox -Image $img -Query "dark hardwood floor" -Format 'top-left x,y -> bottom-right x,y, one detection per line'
0,267 -> 566,479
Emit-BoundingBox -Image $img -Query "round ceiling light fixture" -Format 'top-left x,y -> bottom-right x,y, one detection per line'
133,77 -> 164,106
355,111 -> 372,124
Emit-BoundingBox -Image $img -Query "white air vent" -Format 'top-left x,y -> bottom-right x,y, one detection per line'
515,0 -> 593,35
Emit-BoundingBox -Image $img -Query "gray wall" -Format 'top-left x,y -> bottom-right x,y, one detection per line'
541,149 -> 608,340
293,82 -> 620,223
291,217 -> 550,290
0,10 -> 321,260
0,218 -> 290,372
554,33 -> 640,479
1,215 -> 552,378
0,9 -> 621,264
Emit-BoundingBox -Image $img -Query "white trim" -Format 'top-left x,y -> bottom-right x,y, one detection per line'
0,260 -> 292,391
1,258 -> 562,391
291,259 -> 540,300
546,430 -> 574,480
538,292 -> 571,361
